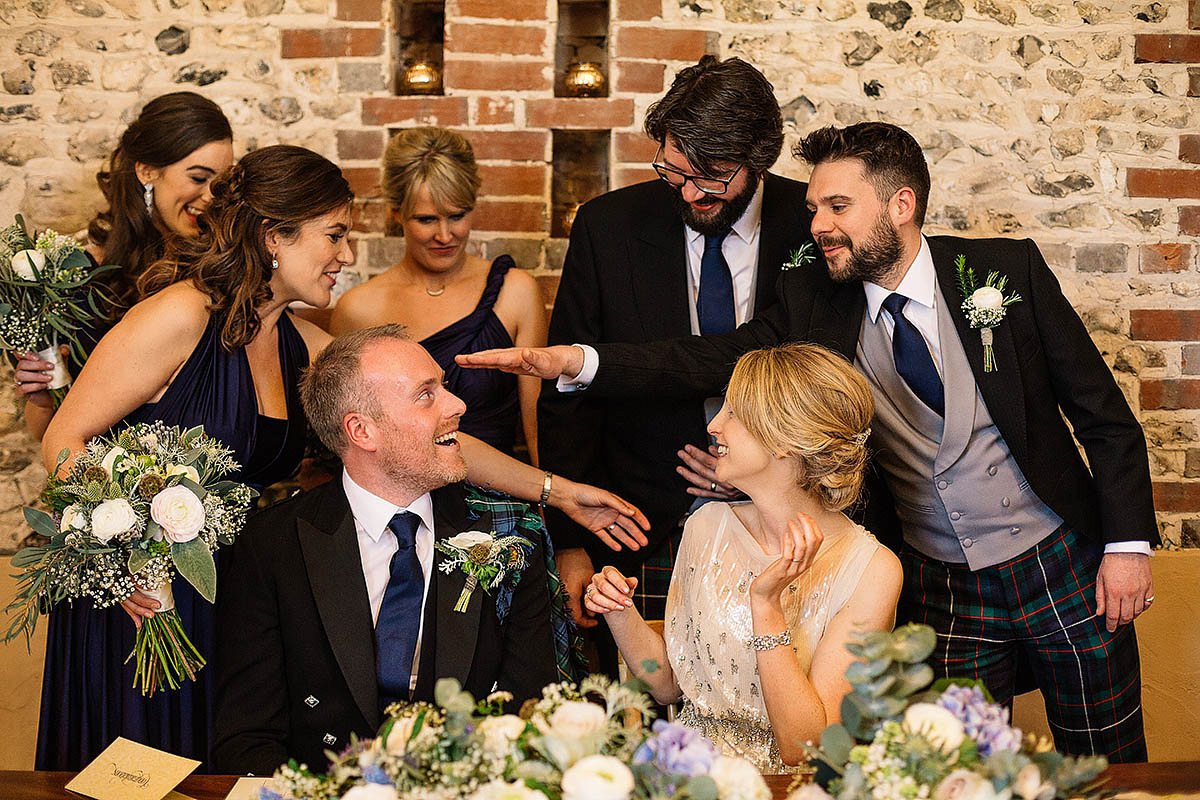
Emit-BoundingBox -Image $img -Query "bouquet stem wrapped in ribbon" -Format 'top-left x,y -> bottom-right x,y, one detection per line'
4,422 -> 256,696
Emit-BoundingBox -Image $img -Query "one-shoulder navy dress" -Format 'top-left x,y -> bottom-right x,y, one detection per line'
421,256 -> 520,454
35,312 -> 308,770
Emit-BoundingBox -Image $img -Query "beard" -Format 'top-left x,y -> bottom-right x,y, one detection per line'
820,212 -> 905,285
669,174 -> 758,236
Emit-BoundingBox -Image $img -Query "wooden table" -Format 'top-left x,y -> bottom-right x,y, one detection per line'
4,762 -> 1198,799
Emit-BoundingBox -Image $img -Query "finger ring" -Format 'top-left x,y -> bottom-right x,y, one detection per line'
1145,595 -> 1154,604
585,586 -> 595,599
710,481 -> 717,492
607,523 -> 616,531
791,558 -> 802,563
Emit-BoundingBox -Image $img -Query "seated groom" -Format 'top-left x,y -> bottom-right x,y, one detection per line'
212,324 -> 557,774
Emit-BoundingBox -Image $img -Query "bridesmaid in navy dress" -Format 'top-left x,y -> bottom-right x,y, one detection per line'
329,127 -> 547,459
15,92 -> 234,442
37,145 -> 352,769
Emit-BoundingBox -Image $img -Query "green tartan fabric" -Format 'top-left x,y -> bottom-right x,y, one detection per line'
899,524 -> 1147,763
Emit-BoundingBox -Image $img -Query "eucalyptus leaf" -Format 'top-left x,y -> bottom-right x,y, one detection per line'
861,674 -> 897,698
820,723 -> 856,764
23,507 -> 58,539
684,775 -> 718,800
171,538 -> 217,603
894,664 -> 935,696
845,658 -> 891,685
888,623 -> 937,663
864,695 -> 907,718
841,692 -> 871,739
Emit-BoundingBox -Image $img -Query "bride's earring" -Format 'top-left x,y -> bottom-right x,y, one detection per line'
271,255 -> 279,270
143,183 -> 154,212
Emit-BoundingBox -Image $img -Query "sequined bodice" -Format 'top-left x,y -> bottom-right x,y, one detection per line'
665,501 -> 880,772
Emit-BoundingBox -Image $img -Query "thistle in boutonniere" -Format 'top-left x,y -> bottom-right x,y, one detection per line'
435,530 -> 531,613
782,242 -> 816,271
955,254 -> 1022,373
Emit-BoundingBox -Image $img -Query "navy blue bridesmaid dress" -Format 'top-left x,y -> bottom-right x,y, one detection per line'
421,255 -> 520,455
35,312 -> 308,771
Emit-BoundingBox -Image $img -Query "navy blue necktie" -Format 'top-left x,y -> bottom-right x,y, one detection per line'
375,510 -> 423,709
882,293 -> 944,416
697,231 -> 735,335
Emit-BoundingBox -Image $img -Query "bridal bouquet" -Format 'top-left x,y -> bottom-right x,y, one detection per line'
261,675 -> 772,800
0,215 -> 114,406
793,625 -> 1109,800
4,422 -> 256,695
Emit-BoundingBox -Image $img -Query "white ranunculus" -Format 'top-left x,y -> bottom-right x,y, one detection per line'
150,485 -> 206,543
11,249 -> 45,280
786,784 -> 836,800
560,755 -> 634,800
709,755 -> 771,800
470,779 -> 549,800
903,703 -> 966,754
479,714 -> 527,757
970,286 -> 1005,312
59,504 -> 87,533
1011,764 -> 1054,800
100,446 -> 127,478
342,785 -> 400,800
166,463 -> 201,484
444,530 -> 495,551
933,769 -> 1007,800
537,701 -> 609,768
384,713 -> 422,756
91,498 -> 137,543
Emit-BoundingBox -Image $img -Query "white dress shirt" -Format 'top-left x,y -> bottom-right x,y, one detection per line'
864,237 -> 1148,558
343,469 -> 436,692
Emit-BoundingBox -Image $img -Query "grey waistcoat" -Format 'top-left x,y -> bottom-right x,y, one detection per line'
854,281 -> 1061,570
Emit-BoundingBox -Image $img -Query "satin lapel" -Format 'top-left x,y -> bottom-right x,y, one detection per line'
629,198 -> 690,340
429,483 -> 484,685
297,485 -> 379,728
930,239 -> 1027,464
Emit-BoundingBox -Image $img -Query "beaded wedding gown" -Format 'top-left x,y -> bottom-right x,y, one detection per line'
665,501 -> 881,772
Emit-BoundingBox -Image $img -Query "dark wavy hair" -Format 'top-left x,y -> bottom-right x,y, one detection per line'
643,55 -> 783,176
140,145 -> 353,350
795,123 -> 931,227
88,92 -> 232,316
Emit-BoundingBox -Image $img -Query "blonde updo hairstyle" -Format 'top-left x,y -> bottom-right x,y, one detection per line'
381,127 -> 481,221
725,343 -> 874,512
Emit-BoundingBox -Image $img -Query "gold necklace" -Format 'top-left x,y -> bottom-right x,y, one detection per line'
425,285 -> 445,296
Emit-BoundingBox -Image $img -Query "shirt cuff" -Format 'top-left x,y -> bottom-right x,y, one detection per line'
556,344 -> 598,392
1103,541 -> 1152,556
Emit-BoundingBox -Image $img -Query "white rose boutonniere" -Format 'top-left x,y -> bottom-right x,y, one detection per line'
781,242 -> 816,271
955,254 -> 1022,372
435,529 -> 531,613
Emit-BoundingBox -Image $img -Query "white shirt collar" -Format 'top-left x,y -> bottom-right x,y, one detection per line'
342,469 -> 435,542
863,235 -> 936,323
684,176 -> 764,248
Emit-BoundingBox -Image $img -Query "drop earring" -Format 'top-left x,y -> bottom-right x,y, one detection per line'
271,255 -> 278,270
143,183 -> 154,211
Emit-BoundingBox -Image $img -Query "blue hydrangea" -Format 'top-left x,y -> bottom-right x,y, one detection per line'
632,719 -> 718,776
937,684 -> 1022,756
362,765 -> 391,784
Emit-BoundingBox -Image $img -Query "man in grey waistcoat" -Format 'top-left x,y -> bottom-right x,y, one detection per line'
457,122 -> 1158,761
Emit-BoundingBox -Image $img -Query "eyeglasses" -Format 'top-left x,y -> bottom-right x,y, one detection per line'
651,146 -> 744,195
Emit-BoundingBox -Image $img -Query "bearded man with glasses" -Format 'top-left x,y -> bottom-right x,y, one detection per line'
538,55 -> 815,676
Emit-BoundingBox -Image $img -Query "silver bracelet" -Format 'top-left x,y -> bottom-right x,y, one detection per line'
746,629 -> 791,651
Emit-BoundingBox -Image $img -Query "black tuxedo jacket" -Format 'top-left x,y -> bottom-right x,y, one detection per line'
212,480 -> 557,775
538,175 -> 814,572
591,235 -> 1159,552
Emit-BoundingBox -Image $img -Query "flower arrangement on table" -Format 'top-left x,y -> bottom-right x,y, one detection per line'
790,624 -> 1109,800
4,422 -> 256,695
0,215 -> 115,406
260,674 -> 773,800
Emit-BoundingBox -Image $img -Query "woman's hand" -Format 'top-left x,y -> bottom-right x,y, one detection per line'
554,476 -> 650,552
13,349 -> 63,408
749,513 -> 823,612
584,565 -> 638,616
677,444 -> 742,500
119,589 -> 161,629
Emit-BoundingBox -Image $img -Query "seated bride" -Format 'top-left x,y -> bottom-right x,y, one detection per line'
584,343 -> 902,772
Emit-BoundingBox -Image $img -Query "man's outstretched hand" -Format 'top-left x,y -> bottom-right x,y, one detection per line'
456,345 -> 585,381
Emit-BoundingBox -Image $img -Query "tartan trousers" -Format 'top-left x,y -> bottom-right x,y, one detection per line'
899,524 -> 1147,762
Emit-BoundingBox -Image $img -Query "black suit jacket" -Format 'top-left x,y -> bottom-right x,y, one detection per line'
538,175 -> 814,572
212,480 -> 557,775
590,236 -> 1159,551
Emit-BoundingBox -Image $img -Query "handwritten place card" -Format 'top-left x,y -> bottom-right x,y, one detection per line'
225,777 -> 271,800
66,737 -> 201,800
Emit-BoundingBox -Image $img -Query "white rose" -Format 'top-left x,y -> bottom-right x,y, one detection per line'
970,286 -> 1005,312
342,785 -> 400,800
166,463 -> 201,484
59,505 -> 87,533
11,249 -> 44,280
709,755 -> 771,800
787,784 -> 836,800
479,714 -> 527,756
547,701 -> 607,740
91,498 -> 137,543
384,713 -> 421,756
934,770 -> 1007,800
150,485 -> 206,543
445,530 -> 495,550
903,703 -> 965,754
1011,764 -> 1054,800
470,779 -> 549,800
100,446 -> 127,478
561,755 -> 634,800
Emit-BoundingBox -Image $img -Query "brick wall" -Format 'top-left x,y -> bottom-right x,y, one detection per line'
0,0 -> 1198,548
